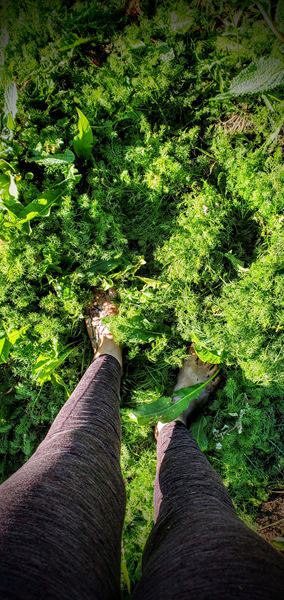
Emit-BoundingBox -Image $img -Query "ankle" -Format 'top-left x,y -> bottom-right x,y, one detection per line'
94,338 -> 123,367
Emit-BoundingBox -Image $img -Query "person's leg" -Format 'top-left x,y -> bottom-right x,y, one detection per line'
0,292 -> 125,600
133,350 -> 284,600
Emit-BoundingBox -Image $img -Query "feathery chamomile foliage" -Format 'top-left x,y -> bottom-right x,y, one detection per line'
1,0 -> 284,594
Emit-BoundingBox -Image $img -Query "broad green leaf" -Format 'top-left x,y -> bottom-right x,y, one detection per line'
59,33 -> 90,52
73,109 -> 93,160
133,369 -> 219,425
2,172 -> 80,234
190,415 -> 208,451
0,159 -> 15,173
0,325 -> 30,364
4,179 -> 68,231
0,173 -> 25,226
7,324 -> 30,344
0,336 -> 12,364
4,82 -> 18,126
33,349 -> 57,374
33,345 -> 75,386
0,173 -> 19,204
79,254 -> 143,282
6,114 -> 14,129
86,257 -> 129,275
0,173 -> 11,202
216,58 -> 284,100
28,149 -> 75,165
8,174 -> 18,200
50,372 -> 71,398
276,0 -> 284,32
133,395 -> 178,425
191,333 -> 225,364
5,219 -> 31,235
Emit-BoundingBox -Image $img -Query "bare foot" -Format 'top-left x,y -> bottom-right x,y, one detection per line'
155,343 -> 220,437
173,343 -> 220,425
85,288 -> 123,367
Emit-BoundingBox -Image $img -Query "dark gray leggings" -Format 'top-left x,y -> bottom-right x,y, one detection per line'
0,354 -> 283,599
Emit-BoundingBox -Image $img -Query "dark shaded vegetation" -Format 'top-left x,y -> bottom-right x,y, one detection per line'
1,0 -> 284,594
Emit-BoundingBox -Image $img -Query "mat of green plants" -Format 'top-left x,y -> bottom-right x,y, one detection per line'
1,0 -> 284,595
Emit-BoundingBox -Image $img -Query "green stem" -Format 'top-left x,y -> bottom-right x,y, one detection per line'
256,3 -> 284,44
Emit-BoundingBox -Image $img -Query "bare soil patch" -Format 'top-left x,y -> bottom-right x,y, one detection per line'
257,493 -> 284,553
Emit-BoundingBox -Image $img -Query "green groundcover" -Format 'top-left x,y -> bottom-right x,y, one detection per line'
0,1 -> 284,595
